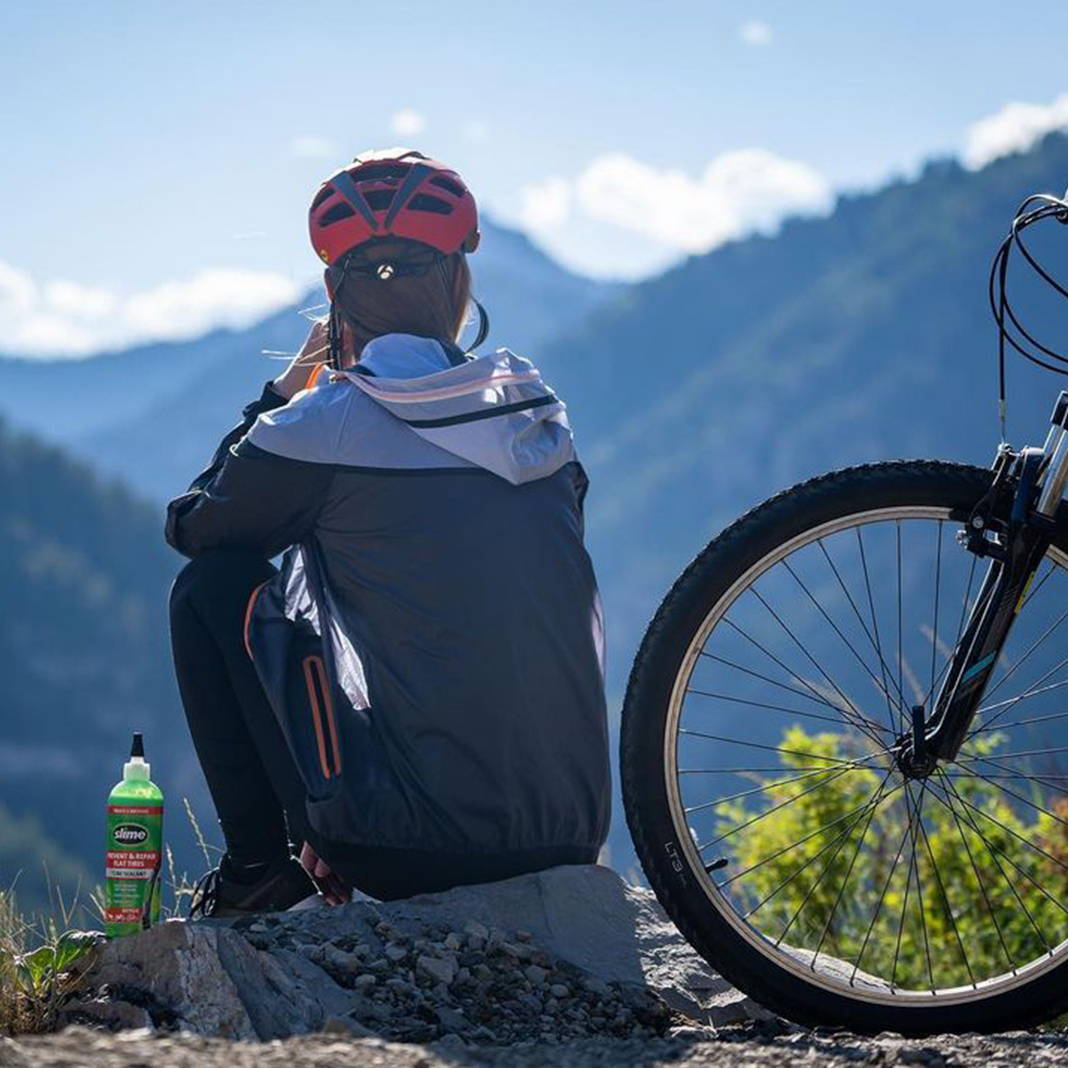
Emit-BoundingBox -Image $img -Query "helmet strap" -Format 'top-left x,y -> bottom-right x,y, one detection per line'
326,258 -> 352,370
468,298 -> 490,352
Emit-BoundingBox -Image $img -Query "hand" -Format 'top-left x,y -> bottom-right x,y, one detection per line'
273,321 -> 330,400
299,841 -> 352,906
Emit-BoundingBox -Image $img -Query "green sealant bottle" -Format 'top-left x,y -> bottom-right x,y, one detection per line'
105,732 -> 163,937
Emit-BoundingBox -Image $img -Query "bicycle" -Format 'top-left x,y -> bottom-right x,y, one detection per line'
621,191 -> 1068,1034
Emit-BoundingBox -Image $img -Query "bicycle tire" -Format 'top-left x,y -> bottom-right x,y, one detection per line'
621,459 -> 1068,1034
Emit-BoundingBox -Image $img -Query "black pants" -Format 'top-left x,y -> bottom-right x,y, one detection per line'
169,548 -> 595,901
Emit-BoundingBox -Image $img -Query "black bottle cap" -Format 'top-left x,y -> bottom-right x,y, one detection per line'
130,732 -> 145,759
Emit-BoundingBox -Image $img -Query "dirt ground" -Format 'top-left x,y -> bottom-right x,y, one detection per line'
3,1021 -> 1067,1068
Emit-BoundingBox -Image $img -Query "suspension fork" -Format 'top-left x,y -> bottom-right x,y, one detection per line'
916,392 -> 1068,767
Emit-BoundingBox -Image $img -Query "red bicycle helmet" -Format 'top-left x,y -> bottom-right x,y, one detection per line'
309,148 -> 480,266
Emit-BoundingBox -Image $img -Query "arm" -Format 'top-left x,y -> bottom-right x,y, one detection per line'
166,438 -> 334,559
167,325 -> 336,558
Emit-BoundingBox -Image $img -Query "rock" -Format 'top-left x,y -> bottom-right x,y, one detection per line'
72,864 -> 765,1042
320,1015 -> 378,1038
417,954 -> 458,986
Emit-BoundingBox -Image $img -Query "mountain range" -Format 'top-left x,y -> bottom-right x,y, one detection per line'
4,138 -> 1068,901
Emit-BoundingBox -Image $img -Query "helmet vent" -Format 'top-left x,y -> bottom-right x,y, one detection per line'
364,188 -> 397,211
312,188 -> 334,210
429,176 -> 464,198
320,202 -> 356,226
408,193 -> 452,215
349,163 -> 407,184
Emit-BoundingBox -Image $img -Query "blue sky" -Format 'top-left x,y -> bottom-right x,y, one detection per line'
3,1 -> 1068,355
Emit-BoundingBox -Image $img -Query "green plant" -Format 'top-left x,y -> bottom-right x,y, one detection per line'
715,726 -> 1068,991
0,890 -> 101,1035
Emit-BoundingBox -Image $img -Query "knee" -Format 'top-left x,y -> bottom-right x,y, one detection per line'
169,548 -> 273,622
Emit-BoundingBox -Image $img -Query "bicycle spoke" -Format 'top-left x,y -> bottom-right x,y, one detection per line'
782,557 -> 904,735
678,728 -> 880,765
971,706 -> 1068,737
933,781 -> 1068,875
774,769 -> 896,947
929,521 -> 943,704
741,779 -> 900,919
684,762 -> 878,815
909,778 -> 976,987
935,773 -> 1068,931
699,648 -> 856,714
956,753 -> 1068,794
718,783 -> 904,889
945,760 -> 1068,829
809,774 -> 895,972
890,783 -> 919,993
978,600 -> 1068,708
697,762 -> 872,852
818,538 -> 906,726
749,587 -> 886,746
685,688 -> 893,733
850,807 -> 914,985
928,772 -> 1022,972
906,783 -> 937,993
897,521 -> 905,722
975,652 -> 1068,736
856,525 -> 906,735
957,745 -> 1068,762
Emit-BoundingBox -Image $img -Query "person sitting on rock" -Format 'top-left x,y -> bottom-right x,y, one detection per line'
166,149 -> 611,916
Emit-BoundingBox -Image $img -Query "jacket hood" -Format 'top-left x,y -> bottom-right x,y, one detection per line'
339,333 -> 576,485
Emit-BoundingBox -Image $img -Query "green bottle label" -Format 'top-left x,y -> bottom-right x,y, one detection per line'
105,797 -> 163,937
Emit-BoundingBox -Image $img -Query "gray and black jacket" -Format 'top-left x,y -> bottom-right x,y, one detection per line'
166,333 -> 610,859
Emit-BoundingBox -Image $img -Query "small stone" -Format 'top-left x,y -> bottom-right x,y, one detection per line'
549,983 -> 570,998
321,1015 -> 377,1038
514,929 -> 533,942
354,973 -> 377,989
474,963 -> 493,982
462,919 -> 489,941
443,931 -> 462,951
500,940 -> 534,961
417,953 -> 458,986
384,944 -> 408,962
524,964 -> 548,985
455,967 -> 471,985
248,921 -> 268,933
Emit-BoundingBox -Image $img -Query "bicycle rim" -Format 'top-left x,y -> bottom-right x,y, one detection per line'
665,504 -> 1068,1007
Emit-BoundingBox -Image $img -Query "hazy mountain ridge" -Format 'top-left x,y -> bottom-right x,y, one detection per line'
0,218 -> 620,500
5,137 -> 1068,891
549,135 -> 1068,667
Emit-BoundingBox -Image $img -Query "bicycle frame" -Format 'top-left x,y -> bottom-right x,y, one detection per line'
908,390 -> 1068,771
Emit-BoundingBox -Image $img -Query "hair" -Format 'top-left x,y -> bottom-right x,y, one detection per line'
328,242 -> 472,359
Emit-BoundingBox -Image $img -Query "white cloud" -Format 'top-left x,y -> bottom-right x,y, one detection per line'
122,269 -> 300,338
518,177 -> 572,230
963,94 -> 1068,170
391,109 -> 426,138
44,280 -> 117,319
290,135 -> 338,160
524,149 -> 829,256
739,20 -> 772,46
0,262 -> 302,357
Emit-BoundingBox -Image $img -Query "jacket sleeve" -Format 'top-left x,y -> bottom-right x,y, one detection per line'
165,384 -> 335,559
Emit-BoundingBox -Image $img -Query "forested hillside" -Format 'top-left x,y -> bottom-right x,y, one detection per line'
4,133 -> 1068,891
0,420 -> 205,911
543,134 -> 1068,684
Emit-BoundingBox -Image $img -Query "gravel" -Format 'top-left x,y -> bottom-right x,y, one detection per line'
5,1020 -> 1068,1068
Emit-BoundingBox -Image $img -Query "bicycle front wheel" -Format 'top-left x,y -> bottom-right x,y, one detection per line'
622,460 -> 1068,1034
